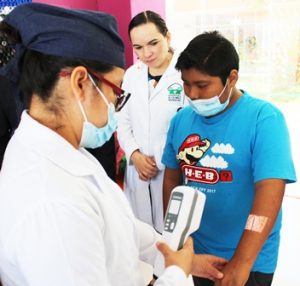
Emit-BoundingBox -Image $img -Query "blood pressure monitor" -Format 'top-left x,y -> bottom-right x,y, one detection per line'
154,186 -> 206,284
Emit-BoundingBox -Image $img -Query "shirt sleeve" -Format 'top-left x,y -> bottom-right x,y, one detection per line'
135,220 -> 189,286
252,105 -> 297,183
161,116 -> 180,169
154,266 -> 188,286
10,202 -> 110,286
135,218 -> 161,265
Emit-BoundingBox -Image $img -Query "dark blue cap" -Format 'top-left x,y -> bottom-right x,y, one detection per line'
1,3 -> 125,80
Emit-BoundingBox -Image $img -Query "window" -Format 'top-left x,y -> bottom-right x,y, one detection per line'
167,0 -> 300,101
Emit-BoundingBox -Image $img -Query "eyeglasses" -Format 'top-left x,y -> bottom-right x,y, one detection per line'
59,68 -> 131,112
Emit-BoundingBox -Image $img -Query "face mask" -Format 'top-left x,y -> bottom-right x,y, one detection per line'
188,80 -> 233,117
78,75 -> 118,149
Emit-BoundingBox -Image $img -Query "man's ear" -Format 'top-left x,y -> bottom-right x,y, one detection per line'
69,66 -> 90,101
228,69 -> 239,88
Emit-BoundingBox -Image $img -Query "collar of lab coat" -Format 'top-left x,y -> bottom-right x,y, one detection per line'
17,111 -> 101,177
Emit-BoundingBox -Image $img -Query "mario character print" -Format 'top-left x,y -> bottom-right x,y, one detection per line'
177,134 -> 233,185
176,134 -> 210,165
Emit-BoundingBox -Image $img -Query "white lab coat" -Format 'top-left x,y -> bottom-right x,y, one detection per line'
118,53 -> 185,232
0,112 -> 188,286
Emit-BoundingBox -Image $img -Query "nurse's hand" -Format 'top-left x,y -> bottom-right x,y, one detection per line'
131,150 -> 159,181
192,254 -> 227,281
156,237 -> 194,277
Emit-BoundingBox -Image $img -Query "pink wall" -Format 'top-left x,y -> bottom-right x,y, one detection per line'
131,0 -> 165,20
32,0 -> 166,67
98,0 -> 133,68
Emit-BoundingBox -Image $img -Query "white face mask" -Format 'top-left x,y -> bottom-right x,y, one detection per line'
187,80 -> 233,117
77,74 -> 118,149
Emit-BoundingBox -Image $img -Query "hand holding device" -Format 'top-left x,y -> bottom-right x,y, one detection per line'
154,186 -> 206,285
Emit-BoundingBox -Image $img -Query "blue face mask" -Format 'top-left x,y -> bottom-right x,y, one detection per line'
187,80 -> 233,117
78,76 -> 118,149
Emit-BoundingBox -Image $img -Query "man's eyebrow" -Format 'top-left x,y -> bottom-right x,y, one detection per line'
181,77 -> 210,84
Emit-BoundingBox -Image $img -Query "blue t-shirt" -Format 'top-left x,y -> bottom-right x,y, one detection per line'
162,91 -> 296,273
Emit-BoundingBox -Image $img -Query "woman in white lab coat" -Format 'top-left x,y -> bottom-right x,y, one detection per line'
0,4 -> 226,286
118,11 -> 185,233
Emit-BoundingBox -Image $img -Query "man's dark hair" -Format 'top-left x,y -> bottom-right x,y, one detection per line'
176,31 -> 239,85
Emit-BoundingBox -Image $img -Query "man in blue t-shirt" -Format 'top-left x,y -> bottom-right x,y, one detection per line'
162,31 -> 296,286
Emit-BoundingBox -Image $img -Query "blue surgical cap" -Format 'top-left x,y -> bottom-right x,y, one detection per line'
1,3 -> 125,81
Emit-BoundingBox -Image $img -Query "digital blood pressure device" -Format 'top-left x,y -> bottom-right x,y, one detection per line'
154,186 -> 206,285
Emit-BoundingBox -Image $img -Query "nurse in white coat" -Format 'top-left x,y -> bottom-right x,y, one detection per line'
118,11 -> 185,233
0,4 -> 226,286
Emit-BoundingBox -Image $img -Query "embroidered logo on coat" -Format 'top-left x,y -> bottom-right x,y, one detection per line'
168,83 -> 183,102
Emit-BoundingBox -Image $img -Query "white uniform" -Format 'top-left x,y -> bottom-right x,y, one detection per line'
118,54 -> 185,232
0,112 -> 188,286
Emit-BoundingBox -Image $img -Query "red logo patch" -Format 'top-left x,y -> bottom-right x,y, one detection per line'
219,170 -> 233,182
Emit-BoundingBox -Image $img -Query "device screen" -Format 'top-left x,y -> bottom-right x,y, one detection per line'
164,192 -> 183,232
168,199 -> 181,215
